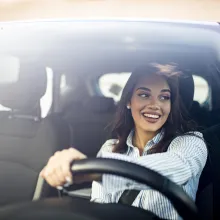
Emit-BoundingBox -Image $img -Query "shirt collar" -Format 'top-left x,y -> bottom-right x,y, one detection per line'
126,128 -> 164,150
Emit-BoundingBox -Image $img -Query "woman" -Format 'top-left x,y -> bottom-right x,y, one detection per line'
40,63 -> 207,220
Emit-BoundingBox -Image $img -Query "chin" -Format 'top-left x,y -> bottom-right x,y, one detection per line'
142,127 -> 160,133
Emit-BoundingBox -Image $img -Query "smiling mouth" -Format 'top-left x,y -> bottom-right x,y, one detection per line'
143,113 -> 161,119
143,114 -> 160,119
142,113 -> 161,123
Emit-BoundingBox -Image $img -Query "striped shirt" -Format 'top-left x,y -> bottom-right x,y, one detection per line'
91,130 -> 208,220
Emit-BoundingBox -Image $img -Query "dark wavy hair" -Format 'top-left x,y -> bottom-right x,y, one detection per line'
111,63 -> 197,154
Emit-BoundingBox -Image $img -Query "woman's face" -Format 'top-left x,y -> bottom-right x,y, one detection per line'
128,73 -> 171,133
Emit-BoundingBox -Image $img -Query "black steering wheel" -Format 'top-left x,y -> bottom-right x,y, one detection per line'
0,158 -> 199,220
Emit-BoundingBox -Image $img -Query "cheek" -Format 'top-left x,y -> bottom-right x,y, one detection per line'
130,95 -> 148,110
130,98 -> 143,120
162,102 -> 171,117
130,104 -> 141,119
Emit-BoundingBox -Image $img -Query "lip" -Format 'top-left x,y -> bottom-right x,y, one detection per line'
143,116 -> 160,123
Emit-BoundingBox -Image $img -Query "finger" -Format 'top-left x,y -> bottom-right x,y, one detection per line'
43,165 -> 64,187
43,157 -> 58,177
61,163 -> 73,185
44,173 -> 61,188
69,148 -> 87,159
53,151 -> 61,158
54,166 -> 66,185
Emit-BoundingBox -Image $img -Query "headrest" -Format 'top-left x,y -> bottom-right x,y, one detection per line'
0,63 -> 47,112
179,73 -> 194,111
84,96 -> 115,113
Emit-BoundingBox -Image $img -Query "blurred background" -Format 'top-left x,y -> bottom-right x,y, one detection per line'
0,0 -> 220,22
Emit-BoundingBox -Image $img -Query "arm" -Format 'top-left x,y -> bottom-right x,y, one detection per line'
74,140 -> 117,183
98,133 -> 208,185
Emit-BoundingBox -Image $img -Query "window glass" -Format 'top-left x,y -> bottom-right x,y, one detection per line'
99,73 -> 131,102
0,55 -> 20,111
40,67 -> 53,118
99,73 -> 209,104
60,74 -> 67,90
192,75 -> 209,104
0,55 -> 19,84
0,62 -> 53,118
60,73 -> 70,95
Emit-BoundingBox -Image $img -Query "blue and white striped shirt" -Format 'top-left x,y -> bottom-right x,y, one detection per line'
91,130 -> 207,220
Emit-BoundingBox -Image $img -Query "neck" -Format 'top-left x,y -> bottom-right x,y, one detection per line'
133,128 -> 157,154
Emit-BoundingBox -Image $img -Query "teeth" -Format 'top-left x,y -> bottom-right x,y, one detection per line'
143,114 -> 160,119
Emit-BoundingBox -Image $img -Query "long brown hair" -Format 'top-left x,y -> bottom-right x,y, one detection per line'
112,63 -> 197,154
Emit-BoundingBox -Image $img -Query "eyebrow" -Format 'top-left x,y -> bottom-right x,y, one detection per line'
136,87 -> 171,93
136,87 -> 151,92
161,89 -> 171,93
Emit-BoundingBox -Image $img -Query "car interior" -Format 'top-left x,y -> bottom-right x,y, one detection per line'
0,20 -> 219,219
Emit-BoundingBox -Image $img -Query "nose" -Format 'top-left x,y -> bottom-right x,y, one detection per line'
148,104 -> 160,111
147,97 -> 160,110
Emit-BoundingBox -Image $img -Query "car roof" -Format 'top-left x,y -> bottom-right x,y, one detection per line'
0,20 -> 219,77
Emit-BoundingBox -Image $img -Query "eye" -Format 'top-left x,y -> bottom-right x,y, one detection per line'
138,93 -> 150,98
159,95 -> 171,101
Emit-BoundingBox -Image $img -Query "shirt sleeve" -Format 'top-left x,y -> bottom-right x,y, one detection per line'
90,180 -> 112,203
98,133 -> 208,185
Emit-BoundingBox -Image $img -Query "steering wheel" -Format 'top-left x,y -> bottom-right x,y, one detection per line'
0,158 -> 199,220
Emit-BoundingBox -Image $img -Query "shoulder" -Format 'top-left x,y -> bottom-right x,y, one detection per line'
171,131 -> 204,142
96,139 -> 118,157
168,131 -> 207,154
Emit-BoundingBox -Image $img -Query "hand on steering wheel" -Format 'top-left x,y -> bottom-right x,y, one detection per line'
40,148 -> 87,189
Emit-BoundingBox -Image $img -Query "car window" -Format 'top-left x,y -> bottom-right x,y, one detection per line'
192,75 -> 209,105
0,55 -> 53,118
99,73 -> 209,105
99,73 -> 131,102
40,67 -> 53,118
0,55 -> 20,111
0,55 -> 19,83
